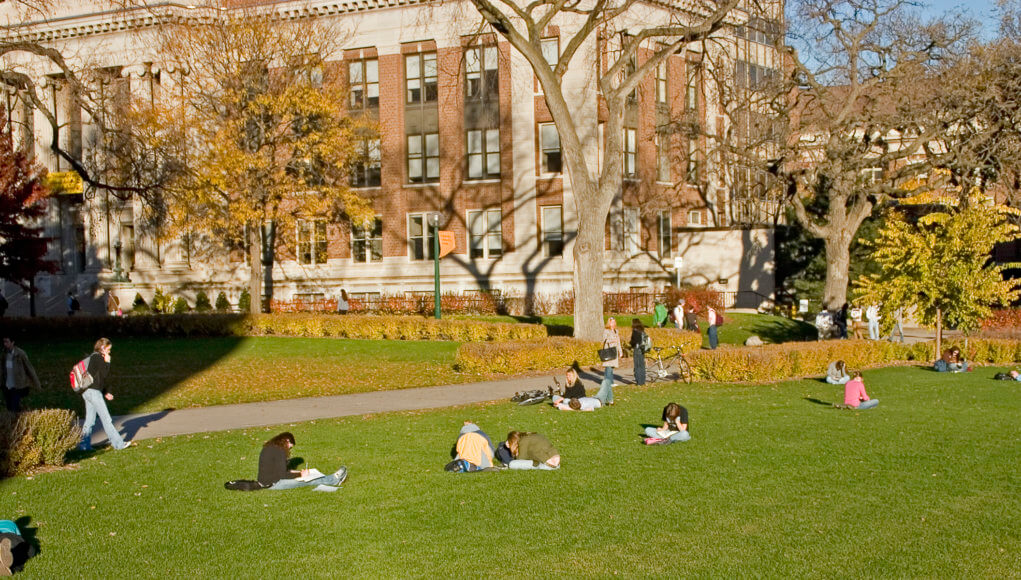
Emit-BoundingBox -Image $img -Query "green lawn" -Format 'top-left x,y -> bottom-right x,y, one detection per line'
20,337 -> 463,414
5,366 -> 1018,577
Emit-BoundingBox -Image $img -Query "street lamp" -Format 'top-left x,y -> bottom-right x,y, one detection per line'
428,212 -> 442,319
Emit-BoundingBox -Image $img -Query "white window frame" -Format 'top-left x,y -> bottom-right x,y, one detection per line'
349,59 -> 379,110
658,210 -> 672,257
687,209 -> 704,227
297,218 -> 328,265
539,122 -> 561,174
407,213 -> 436,261
541,205 -> 564,257
407,133 -> 440,184
467,208 -> 503,259
352,216 -> 383,263
623,128 -> 637,179
467,128 -> 500,180
656,61 -> 668,104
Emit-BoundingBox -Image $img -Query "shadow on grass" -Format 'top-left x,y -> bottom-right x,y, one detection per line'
9,516 -> 39,573
804,397 -> 834,406
747,319 -> 818,344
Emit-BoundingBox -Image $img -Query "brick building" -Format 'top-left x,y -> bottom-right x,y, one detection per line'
0,0 -> 779,315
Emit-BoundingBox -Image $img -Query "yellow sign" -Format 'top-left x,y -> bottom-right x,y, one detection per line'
45,171 -> 84,194
438,231 -> 456,258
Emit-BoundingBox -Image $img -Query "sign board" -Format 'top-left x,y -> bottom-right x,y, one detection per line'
438,230 -> 456,257
45,171 -> 84,194
799,299 -> 809,313
672,256 -> 684,270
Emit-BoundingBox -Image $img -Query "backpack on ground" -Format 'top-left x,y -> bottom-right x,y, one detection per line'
224,479 -> 265,491
69,356 -> 93,393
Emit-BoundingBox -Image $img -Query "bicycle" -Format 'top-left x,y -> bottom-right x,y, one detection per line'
645,346 -> 693,384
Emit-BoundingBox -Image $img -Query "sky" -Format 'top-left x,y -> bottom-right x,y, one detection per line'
921,0 -> 1003,36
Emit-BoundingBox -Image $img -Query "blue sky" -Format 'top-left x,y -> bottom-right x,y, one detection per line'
923,0 -> 1002,36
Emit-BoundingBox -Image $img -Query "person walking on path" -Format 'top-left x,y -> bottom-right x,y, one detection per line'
596,318 -> 622,405
653,301 -> 669,328
866,304 -> 882,340
1,337 -> 40,413
706,305 -> 720,350
630,318 -> 648,386
78,338 -> 132,451
887,307 -> 905,343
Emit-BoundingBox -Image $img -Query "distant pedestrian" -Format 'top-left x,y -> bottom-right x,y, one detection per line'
837,303 -> 849,339
653,301 -> 669,328
106,291 -> 121,317
630,318 -> 648,385
78,338 -> 132,451
684,303 -> 699,332
849,305 -> 864,339
887,307 -> 905,343
66,291 -> 80,316
337,289 -> 350,315
1,337 -> 40,413
866,304 -> 881,340
706,305 -> 720,350
672,300 -> 685,330
596,318 -> 622,405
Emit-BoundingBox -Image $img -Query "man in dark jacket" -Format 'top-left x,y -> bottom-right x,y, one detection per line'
1,337 -> 40,412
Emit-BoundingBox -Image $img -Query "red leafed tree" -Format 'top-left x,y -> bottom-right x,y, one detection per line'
0,113 -> 56,305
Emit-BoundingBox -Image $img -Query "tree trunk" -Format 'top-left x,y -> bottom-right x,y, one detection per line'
247,222 -> 262,315
822,236 -> 852,311
262,221 -> 276,314
935,307 -> 942,361
573,208 -> 605,341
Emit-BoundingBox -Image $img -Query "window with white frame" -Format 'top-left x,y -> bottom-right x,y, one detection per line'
407,213 -> 436,260
622,207 -> 640,255
539,123 -> 561,174
656,61 -> 668,104
541,205 -> 564,257
861,167 -> 883,184
686,65 -> 698,111
349,59 -> 379,110
623,128 -> 637,178
465,46 -> 498,101
687,209 -> 704,226
658,211 -> 672,257
406,53 -> 437,104
656,133 -> 670,182
351,137 -> 381,188
467,128 -> 500,180
686,138 -> 699,183
408,133 -> 440,183
352,216 -> 382,262
297,219 -> 328,265
467,208 -> 502,259
541,38 -> 559,70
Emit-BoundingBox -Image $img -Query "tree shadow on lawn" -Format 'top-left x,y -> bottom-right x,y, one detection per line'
746,319 -> 817,344
804,397 -> 835,406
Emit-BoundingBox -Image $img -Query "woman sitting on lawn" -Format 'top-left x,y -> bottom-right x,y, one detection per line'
562,366 -> 586,399
505,431 -> 560,470
258,432 -> 348,490
644,402 -> 691,443
446,421 -> 496,472
826,360 -> 851,384
936,347 -> 968,373
844,372 -> 879,410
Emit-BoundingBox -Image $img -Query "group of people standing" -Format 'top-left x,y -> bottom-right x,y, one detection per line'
818,303 -> 904,342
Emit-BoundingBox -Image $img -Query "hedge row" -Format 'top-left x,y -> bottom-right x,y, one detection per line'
1,313 -> 546,343
454,337 -> 602,374
0,409 -> 82,477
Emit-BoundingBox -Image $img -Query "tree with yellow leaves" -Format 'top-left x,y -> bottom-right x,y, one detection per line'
854,204 -> 1021,357
124,2 -> 373,313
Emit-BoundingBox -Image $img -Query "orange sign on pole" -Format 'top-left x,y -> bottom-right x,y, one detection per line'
438,231 -> 456,257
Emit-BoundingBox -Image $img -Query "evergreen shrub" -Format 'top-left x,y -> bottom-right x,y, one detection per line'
194,291 -> 213,312
131,292 -> 150,314
238,289 -> 251,313
172,297 -> 190,314
214,292 -> 231,312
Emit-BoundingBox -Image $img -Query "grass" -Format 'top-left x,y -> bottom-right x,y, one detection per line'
20,337 -> 464,415
4,366 -> 1019,577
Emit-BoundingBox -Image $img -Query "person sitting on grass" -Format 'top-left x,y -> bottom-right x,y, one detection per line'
1011,370 -> 1021,382
644,402 -> 691,444
504,431 -> 560,470
562,366 -> 586,399
446,421 -> 496,472
936,347 -> 968,373
258,432 -> 347,490
551,395 -> 602,411
826,360 -> 851,385
0,519 -> 35,575
844,372 -> 879,410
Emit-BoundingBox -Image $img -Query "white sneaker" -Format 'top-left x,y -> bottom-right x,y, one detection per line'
333,466 -> 348,485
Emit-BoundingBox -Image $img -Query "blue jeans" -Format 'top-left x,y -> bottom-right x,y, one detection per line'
596,366 -> 614,404
269,467 -> 346,490
854,399 -> 879,410
633,349 -> 646,385
644,427 -> 691,442
80,389 -> 127,450
868,320 -> 880,340
707,325 -> 718,350
508,459 -> 557,470
826,376 -> 850,385
888,322 -> 904,343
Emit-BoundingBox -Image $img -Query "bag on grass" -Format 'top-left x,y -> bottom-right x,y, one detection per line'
224,479 -> 265,491
69,356 -> 93,393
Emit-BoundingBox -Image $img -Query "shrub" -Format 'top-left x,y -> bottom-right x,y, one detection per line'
242,314 -> 547,342
0,409 -> 82,476
454,337 -> 601,374
622,327 -> 702,355
151,287 -> 173,314
131,292 -> 150,314
662,285 -> 723,311
238,289 -> 251,313
194,291 -> 213,312
172,297 -> 191,314
214,292 -> 231,312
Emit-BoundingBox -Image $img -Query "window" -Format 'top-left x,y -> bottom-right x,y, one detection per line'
622,207 -> 640,255
408,213 -> 436,260
541,205 -> 563,257
686,138 -> 699,183
735,60 -> 777,90
351,138 -> 381,188
467,129 -> 500,180
623,128 -> 637,178
349,59 -> 379,110
861,167 -> 883,185
408,133 -> 440,183
297,219 -> 328,265
656,61 -> 668,104
736,17 -> 780,45
658,211 -> 672,257
656,133 -> 670,182
352,216 -> 383,262
465,46 -> 499,100
406,53 -> 438,104
686,66 -> 698,111
688,209 -> 704,226
541,38 -> 559,70
468,209 -> 502,259
539,123 -> 561,174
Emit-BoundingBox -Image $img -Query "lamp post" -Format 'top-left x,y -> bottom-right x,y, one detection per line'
428,212 -> 442,319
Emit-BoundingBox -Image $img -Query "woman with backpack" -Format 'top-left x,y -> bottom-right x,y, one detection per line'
644,402 -> 691,444
504,431 -> 560,470
629,318 -> 648,385
258,432 -> 348,490
78,338 -> 132,451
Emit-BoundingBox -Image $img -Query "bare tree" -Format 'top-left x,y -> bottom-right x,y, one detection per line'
461,0 -> 744,340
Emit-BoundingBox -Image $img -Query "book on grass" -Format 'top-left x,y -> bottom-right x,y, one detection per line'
297,468 -> 324,482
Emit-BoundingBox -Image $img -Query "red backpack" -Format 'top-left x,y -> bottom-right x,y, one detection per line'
69,356 -> 94,393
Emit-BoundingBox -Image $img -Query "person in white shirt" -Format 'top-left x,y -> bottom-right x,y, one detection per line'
551,395 -> 602,411
672,300 -> 685,330
865,304 -> 882,340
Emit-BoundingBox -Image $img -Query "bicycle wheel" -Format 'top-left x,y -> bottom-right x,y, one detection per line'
676,354 -> 693,384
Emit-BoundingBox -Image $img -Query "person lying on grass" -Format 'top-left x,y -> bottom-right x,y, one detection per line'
643,402 -> 691,444
446,421 -> 496,472
504,431 -> 560,470
258,432 -> 348,490
552,395 -> 602,411
844,372 -> 879,410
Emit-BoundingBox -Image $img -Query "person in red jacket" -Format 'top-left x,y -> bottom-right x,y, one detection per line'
844,372 -> 879,410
